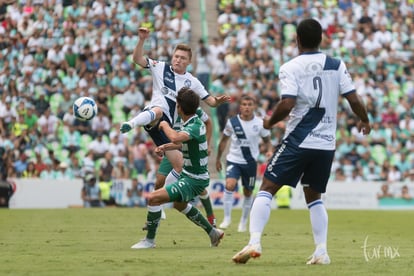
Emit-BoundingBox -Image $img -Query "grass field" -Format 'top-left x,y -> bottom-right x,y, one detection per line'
1,208 -> 413,276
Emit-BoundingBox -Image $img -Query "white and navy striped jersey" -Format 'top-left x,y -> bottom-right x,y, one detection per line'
279,52 -> 355,150
146,58 -> 210,124
224,115 -> 271,164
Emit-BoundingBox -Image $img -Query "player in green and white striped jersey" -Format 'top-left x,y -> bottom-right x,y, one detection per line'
131,87 -> 224,249
145,107 -> 216,228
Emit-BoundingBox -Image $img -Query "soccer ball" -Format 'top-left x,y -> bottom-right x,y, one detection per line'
73,96 -> 98,121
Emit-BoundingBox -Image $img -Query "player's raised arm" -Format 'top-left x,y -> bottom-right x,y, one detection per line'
132,27 -> 150,68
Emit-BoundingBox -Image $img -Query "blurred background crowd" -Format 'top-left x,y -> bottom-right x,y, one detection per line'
0,0 -> 413,189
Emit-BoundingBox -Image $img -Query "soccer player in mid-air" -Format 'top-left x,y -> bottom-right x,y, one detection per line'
232,18 -> 371,265
131,87 -> 224,249
120,27 -> 228,180
120,28 -> 228,231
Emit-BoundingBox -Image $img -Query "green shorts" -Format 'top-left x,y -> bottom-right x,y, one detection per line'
165,173 -> 209,202
157,156 -> 173,176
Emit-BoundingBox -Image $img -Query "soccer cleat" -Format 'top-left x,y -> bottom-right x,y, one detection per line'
208,215 -> 217,228
120,122 -> 133,133
219,219 -> 231,229
131,238 -> 156,249
232,244 -> 262,264
237,222 -> 247,232
209,228 -> 224,247
306,253 -> 331,265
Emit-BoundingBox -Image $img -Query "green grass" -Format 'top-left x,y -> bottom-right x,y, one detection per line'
1,208 -> 413,276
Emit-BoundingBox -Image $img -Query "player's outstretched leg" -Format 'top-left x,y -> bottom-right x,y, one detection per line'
232,191 -> 272,264
180,203 -> 224,247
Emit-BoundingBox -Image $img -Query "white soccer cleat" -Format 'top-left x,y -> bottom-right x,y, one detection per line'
237,222 -> 247,232
232,244 -> 262,264
219,219 -> 231,229
131,238 -> 156,249
306,253 -> 331,265
209,228 -> 224,247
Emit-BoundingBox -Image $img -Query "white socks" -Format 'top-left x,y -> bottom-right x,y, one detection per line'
248,191 -> 272,245
129,109 -> 156,127
165,169 -> 180,186
308,199 -> 328,255
240,196 -> 252,225
223,189 -> 233,221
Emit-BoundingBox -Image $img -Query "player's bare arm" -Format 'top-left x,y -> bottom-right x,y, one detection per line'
263,97 -> 296,129
215,135 -> 230,172
159,121 -> 190,143
204,95 -> 231,107
204,117 -> 213,155
132,27 -> 150,67
344,92 -> 371,135
155,143 -> 182,157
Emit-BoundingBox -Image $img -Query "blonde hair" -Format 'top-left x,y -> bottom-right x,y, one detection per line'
173,44 -> 192,60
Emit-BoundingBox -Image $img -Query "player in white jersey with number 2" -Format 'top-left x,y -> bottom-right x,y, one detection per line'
232,18 -> 371,265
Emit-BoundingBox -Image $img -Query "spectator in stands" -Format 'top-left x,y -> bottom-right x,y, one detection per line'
55,162 -> 73,179
61,124 -> 81,155
112,157 -> 129,179
127,178 -> 146,207
88,134 -> 110,160
22,161 -> 38,178
81,172 -> 105,208
169,7 -> 191,43
99,151 -> 113,182
39,160 -> 55,179
195,39 -> 212,91
400,185 -> 412,200
122,82 -> 145,117
68,153 -> 83,179
37,108 -> 60,142
108,134 -> 126,159
13,153 -> 28,177
377,183 -> 393,199
91,112 -> 111,138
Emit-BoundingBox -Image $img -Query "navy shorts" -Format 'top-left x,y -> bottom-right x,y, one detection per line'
263,142 -> 335,193
144,113 -> 172,146
226,161 -> 257,191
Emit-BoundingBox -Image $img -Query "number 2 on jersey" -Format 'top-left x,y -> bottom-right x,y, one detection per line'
313,76 -> 322,108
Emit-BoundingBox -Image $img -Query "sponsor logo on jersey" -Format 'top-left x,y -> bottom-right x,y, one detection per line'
161,87 -> 169,95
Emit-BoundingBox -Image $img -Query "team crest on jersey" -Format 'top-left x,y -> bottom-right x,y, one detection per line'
306,62 -> 322,72
184,79 -> 191,87
253,125 -> 259,132
162,87 -> 169,95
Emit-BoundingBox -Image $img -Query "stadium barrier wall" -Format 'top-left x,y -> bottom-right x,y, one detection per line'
8,179 -> 414,210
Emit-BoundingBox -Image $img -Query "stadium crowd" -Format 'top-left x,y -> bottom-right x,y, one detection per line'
0,0 -> 413,190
